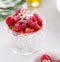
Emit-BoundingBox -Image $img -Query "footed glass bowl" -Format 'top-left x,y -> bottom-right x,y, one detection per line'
7,16 -> 45,55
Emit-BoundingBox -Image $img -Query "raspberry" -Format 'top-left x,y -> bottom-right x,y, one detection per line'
15,15 -> 21,23
34,13 -> 43,26
15,21 -> 26,31
15,8 -> 21,15
56,60 -> 60,62
6,16 -> 15,26
41,54 -> 52,62
27,20 -> 36,28
30,16 -> 37,23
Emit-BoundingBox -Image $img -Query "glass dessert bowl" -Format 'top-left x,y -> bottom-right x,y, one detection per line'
6,8 -> 45,55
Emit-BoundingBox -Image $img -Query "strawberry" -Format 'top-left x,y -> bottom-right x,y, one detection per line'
25,28 -> 34,33
6,16 -> 15,26
15,21 -> 26,31
34,13 -> 43,26
41,54 -> 52,62
12,26 -> 19,32
35,24 -> 41,30
56,60 -> 60,62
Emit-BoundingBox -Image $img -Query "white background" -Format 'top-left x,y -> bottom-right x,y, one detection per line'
0,0 -> 60,62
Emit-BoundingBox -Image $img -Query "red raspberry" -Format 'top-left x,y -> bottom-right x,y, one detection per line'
6,16 -> 15,26
56,60 -> 60,62
34,13 -> 43,26
41,54 -> 52,62
27,20 -> 35,28
15,21 -> 27,31
15,8 -> 21,15
30,16 -> 37,23
15,16 -> 21,23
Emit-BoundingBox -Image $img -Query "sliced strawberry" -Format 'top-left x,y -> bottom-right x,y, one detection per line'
12,13 -> 16,17
41,54 -> 52,62
20,31 -> 25,34
35,24 -> 41,30
6,16 -> 15,26
15,21 -> 26,31
25,28 -> 34,33
12,26 -> 19,32
34,13 -> 43,26
27,20 -> 36,28
56,60 -> 60,62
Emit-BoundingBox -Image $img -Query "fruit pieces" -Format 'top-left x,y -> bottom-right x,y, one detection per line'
25,28 -> 34,33
35,24 -> 41,30
35,54 -> 60,62
27,16 -> 37,28
6,16 -> 15,26
6,8 -> 43,34
27,20 -> 36,28
15,8 -> 21,15
34,13 -> 43,26
30,16 -> 37,23
15,21 -> 27,32
56,60 -> 60,62
41,54 -> 52,62
12,26 -> 19,32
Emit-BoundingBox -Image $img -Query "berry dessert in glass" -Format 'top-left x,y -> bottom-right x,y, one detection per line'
6,8 -> 44,55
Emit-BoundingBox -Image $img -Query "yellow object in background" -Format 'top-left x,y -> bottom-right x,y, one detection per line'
26,0 -> 42,8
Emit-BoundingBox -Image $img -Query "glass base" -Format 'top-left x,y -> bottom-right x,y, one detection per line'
12,49 -> 36,55
11,44 -> 38,55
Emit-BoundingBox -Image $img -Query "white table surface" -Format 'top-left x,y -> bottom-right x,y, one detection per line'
0,0 -> 60,62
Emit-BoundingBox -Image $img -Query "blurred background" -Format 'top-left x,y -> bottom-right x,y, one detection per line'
0,0 -> 42,21
0,0 -> 26,21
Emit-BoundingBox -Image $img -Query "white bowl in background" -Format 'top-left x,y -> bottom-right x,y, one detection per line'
56,0 -> 60,13
34,50 -> 60,62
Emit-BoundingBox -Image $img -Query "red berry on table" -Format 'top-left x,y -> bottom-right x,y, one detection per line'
34,13 -> 43,26
56,60 -> 60,62
41,54 -> 52,62
15,21 -> 26,31
6,16 -> 15,26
